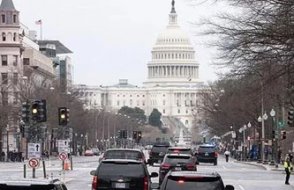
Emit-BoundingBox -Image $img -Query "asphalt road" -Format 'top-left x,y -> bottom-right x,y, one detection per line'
0,154 -> 293,190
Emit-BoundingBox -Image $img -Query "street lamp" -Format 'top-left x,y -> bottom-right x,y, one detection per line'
6,125 -> 9,162
270,108 -> 276,166
257,112 -> 268,163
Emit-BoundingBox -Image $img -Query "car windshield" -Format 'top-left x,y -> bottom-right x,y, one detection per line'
152,146 -> 168,152
104,150 -> 143,159
198,146 -> 216,153
165,156 -> 192,164
165,177 -> 224,190
98,162 -> 145,177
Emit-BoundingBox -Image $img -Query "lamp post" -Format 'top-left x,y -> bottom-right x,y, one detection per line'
6,125 -> 9,162
258,112 -> 268,163
270,108 -> 276,166
247,122 -> 252,159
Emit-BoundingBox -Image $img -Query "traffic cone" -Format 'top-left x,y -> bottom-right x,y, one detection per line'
64,160 -> 69,170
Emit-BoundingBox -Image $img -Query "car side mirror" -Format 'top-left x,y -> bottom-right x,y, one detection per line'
150,172 -> 159,178
90,170 -> 96,176
147,159 -> 151,165
225,185 -> 234,190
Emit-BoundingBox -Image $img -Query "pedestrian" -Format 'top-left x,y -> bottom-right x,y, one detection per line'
224,150 -> 230,162
284,155 -> 293,185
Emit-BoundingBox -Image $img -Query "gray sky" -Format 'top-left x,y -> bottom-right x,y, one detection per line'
13,0 -> 228,86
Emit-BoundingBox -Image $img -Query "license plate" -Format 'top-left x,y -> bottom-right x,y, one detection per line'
205,153 -> 209,156
114,183 -> 127,188
175,167 -> 182,171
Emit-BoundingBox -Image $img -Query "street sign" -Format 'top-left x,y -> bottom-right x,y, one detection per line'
57,140 -> 69,153
28,143 -> 41,158
58,152 -> 68,161
28,158 -> 40,168
278,121 -> 285,128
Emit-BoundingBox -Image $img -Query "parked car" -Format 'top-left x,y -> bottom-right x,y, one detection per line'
91,148 -> 100,156
195,144 -> 218,165
159,171 -> 234,190
84,149 -> 94,156
90,159 -> 158,190
148,143 -> 170,165
0,178 -> 68,190
99,148 -> 146,163
159,154 -> 197,184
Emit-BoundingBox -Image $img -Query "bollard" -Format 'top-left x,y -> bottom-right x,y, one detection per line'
42,160 -> 46,178
23,164 -> 26,178
70,156 -> 73,170
62,160 -> 64,170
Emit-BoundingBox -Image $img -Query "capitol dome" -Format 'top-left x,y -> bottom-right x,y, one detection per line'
144,0 -> 200,87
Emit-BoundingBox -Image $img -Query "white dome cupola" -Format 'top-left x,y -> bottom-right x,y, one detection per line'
144,0 -> 200,87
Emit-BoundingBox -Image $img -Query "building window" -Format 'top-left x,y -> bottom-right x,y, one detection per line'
185,120 -> 189,125
13,73 -> 18,85
13,15 -> 17,23
23,58 -> 30,65
178,109 -> 180,114
13,33 -> 17,41
163,109 -> 165,114
142,101 -> 145,106
13,55 -> 17,66
117,94 -> 119,97
130,99 -> 133,106
1,73 -> 8,84
2,32 -> 6,41
137,100 -> 139,106
1,14 -> 5,23
1,55 -> 7,66
163,100 -> 166,106
186,110 -> 188,114
117,101 -> 120,106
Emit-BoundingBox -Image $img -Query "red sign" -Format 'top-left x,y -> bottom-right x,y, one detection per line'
59,152 -> 68,161
28,158 -> 40,168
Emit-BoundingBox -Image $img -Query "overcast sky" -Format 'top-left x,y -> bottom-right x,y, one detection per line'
13,0 -> 229,86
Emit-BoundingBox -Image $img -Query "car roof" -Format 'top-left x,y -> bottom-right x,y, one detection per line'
105,148 -> 143,152
199,144 -> 216,147
101,159 -> 143,164
168,171 -> 221,178
0,178 -> 62,185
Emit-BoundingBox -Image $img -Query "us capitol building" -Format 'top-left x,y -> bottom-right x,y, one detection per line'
75,1 -> 205,131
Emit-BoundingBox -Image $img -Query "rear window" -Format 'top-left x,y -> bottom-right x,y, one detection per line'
104,150 -> 142,159
168,149 -> 191,154
198,146 -> 216,153
0,184 -> 56,190
165,176 -> 224,190
152,146 -> 168,152
165,156 -> 192,164
98,162 -> 145,176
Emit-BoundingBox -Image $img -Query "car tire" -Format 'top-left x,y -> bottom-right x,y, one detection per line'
214,160 -> 217,165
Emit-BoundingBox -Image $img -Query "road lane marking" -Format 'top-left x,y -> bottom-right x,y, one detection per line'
239,184 -> 245,190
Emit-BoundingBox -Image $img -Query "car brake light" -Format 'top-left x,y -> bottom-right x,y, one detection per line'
177,180 -> 185,184
92,176 -> 98,190
214,152 -> 218,157
144,176 -> 148,190
173,150 -> 180,153
161,163 -> 171,169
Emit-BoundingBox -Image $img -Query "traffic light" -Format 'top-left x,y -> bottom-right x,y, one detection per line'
132,131 -> 138,140
118,130 -> 122,139
31,100 -> 39,121
288,105 -> 294,127
21,101 -> 30,123
122,130 -> 128,139
282,131 -> 286,139
58,107 -> 68,126
30,100 -> 47,123
137,131 -> 142,143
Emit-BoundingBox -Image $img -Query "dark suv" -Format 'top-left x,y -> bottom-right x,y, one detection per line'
195,144 -> 218,165
0,178 -> 68,190
159,171 -> 234,190
90,159 -> 158,190
148,144 -> 170,165
159,154 -> 197,184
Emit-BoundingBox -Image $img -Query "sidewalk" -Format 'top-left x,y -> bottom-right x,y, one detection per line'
235,159 -> 286,172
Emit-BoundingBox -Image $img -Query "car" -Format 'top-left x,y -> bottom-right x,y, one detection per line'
84,149 -> 94,156
99,148 -> 147,163
91,148 -> 100,156
90,159 -> 158,190
195,144 -> 218,165
159,171 -> 234,190
148,143 -> 170,165
159,154 -> 197,184
0,178 -> 68,190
